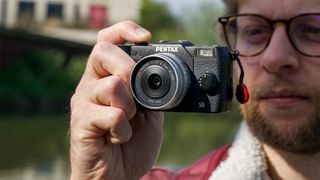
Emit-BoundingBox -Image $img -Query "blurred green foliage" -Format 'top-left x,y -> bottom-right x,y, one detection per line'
140,0 -> 223,44
181,2 -> 224,44
140,0 -> 182,41
0,49 -> 86,114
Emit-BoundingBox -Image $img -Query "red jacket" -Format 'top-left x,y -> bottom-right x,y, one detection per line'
141,144 -> 231,180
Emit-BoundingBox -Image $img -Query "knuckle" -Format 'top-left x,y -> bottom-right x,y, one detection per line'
127,103 -> 137,120
70,110 -> 80,129
119,20 -> 137,28
97,20 -> 137,41
102,77 -> 136,119
112,102 -> 136,124
123,65 -> 134,79
92,41 -> 114,55
71,128 -> 90,144
97,28 -> 107,41
97,28 -> 115,42
70,94 -> 90,128
70,103 -> 86,128
89,42 -> 115,69
109,108 -> 128,124
70,90 -> 89,110
70,92 -> 80,109
106,75 -> 126,95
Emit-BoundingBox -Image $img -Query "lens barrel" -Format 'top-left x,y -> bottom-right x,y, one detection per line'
131,53 -> 190,110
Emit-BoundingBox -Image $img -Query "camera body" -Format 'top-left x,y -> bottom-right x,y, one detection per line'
119,40 -> 234,113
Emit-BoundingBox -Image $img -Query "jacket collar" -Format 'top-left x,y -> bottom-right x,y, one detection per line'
209,121 -> 271,180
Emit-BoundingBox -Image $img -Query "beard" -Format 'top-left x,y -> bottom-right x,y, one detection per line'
241,78 -> 320,154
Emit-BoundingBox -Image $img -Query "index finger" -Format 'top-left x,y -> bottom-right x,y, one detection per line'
77,21 -> 152,90
97,20 -> 151,44
76,42 -> 134,92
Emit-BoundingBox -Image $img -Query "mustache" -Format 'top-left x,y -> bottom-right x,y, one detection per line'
249,78 -> 310,100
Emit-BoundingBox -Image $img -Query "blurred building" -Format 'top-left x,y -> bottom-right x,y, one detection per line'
0,0 -> 142,30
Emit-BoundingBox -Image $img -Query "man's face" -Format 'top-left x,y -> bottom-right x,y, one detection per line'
238,0 -> 320,154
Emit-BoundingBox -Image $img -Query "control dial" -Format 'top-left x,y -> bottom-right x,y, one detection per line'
198,72 -> 217,93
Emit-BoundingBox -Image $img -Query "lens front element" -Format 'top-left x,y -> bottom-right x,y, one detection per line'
148,74 -> 162,90
141,65 -> 171,99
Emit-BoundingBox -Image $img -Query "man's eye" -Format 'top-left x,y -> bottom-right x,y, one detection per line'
299,25 -> 320,34
244,27 -> 268,36
240,26 -> 270,44
296,25 -> 320,42
247,28 -> 263,35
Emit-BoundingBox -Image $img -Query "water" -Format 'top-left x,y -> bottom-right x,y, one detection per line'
0,115 -> 69,179
0,111 -> 241,179
0,157 -> 68,180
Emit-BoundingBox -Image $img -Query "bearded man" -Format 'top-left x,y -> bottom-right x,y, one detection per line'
69,0 -> 320,179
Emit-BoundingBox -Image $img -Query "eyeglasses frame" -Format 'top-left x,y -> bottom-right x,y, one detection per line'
218,13 -> 320,57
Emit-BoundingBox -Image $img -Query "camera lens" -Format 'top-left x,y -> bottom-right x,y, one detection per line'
148,74 -> 162,90
140,65 -> 171,99
131,53 -> 190,110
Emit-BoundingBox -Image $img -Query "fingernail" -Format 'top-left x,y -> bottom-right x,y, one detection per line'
135,27 -> 150,37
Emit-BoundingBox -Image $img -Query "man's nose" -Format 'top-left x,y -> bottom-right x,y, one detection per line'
260,26 -> 300,74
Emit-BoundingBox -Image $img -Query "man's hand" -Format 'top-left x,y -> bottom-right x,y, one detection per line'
69,21 -> 164,180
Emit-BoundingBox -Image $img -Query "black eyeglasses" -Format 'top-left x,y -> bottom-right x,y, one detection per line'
218,13 -> 320,57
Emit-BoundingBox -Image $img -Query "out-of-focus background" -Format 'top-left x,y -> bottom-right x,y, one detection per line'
0,0 -> 242,179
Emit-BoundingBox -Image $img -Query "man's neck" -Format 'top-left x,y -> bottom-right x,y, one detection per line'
263,144 -> 320,180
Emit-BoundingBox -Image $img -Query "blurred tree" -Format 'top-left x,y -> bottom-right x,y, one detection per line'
140,0 -> 187,41
181,2 -> 223,44
0,49 -> 85,114
140,0 -> 223,44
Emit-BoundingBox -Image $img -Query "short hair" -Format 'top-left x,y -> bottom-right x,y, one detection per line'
222,0 -> 238,15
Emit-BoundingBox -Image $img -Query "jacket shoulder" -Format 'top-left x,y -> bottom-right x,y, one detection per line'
176,144 -> 231,180
141,144 -> 231,180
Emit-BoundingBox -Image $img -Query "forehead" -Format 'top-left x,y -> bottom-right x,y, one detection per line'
239,0 -> 320,19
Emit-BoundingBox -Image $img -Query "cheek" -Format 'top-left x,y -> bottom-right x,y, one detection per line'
304,60 -> 320,80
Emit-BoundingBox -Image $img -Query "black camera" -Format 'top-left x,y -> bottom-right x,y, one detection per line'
119,40 -> 239,113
